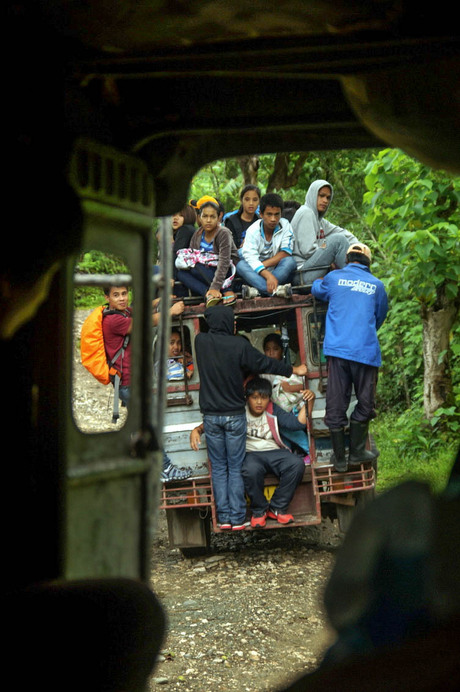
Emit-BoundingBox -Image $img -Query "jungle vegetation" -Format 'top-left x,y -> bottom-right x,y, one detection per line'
75,148 -> 459,492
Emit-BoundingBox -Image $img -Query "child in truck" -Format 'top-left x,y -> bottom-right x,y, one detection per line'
167,327 -> 194,381
261,332 -> 314,462
243,376 -> 307,527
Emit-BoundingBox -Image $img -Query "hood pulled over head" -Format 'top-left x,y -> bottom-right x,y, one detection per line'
204,305 -> 235,334
304,179 -> 333,218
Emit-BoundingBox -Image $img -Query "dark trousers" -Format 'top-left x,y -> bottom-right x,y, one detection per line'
242,448 -> 305,515
325,356 -> 378,429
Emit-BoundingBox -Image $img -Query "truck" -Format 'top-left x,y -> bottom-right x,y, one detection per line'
160,289 -> 377,555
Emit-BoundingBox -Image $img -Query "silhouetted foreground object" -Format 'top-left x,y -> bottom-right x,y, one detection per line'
6,578 -> 166,692
280,451 -> 460,691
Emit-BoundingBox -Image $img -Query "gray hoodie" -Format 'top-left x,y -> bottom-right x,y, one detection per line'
291,180 -> 358,268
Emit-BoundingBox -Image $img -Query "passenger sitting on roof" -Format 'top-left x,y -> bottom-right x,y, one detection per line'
171,204 -> 196,297
282,199 -> 301,222
167,327 -> 193,381
175,197 -> 240,308
291,179 -> 359,285
261,332 -> 314,462
235,193 -> 296,299
224,184 -> 261,249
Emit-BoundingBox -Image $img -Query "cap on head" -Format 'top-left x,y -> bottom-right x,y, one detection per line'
346,242 -> 372,262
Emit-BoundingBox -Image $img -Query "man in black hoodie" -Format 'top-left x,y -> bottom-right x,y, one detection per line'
195,305 -> 307,530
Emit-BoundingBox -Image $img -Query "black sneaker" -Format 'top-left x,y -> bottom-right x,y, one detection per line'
161,463 -> 192,482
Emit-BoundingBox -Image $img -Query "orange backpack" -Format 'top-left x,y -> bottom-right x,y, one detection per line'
80,305 -> 130,421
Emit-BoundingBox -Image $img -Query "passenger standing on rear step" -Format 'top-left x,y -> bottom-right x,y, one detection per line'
311,243 -> 388,473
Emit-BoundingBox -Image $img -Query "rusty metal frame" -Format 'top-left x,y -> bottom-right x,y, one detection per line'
314,463 -> 375,498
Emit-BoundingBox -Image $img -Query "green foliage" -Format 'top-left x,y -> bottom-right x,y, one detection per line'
373,409 -> 456,494
363,148 -> 460,308
189,150 -> 376,226
377,298 -> 424,410
363,148 -> 460,429
74,251 -> 129,308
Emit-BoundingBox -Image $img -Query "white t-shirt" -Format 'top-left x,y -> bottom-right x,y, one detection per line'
246,407 -> 279,452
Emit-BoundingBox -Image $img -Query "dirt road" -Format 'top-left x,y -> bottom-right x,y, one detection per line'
148,512 -> 342,691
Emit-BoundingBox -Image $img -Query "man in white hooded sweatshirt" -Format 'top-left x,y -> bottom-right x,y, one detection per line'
291,180 -> 359,285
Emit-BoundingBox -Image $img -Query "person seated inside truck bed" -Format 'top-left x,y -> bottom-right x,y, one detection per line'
167,327 -> 194,381
243,375 -> 308,527
261,332 -> 315,462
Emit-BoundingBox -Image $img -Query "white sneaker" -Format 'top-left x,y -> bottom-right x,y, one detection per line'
274,283 -> 292,298
242,285 -> 260,299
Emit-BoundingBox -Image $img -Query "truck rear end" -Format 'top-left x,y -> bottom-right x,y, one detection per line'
160,291 -> 376,553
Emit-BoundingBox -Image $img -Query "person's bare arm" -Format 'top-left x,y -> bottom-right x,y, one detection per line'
292,364 -> 308,377
190,423 -> 204,451
297,403 -> 307,426
280,381 -> 303,393
262,251 -> 290,269
152,299 -> 185,326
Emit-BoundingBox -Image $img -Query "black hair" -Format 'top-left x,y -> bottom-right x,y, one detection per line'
237,184 -> 261,215
245,375 -> 272,399
346,252 -> 371,267
240,184 -> 261,200
103,285 -> 129,297
176,205 -> 196,226
263,332 -> 283,350
214,197 -> 225,215
260,193 -> 284,214
282,199 -> 301,222
199,201 -> 220,214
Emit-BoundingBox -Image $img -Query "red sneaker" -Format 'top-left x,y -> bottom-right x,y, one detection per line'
250,513 -> 267,528
267,509 -> 294,524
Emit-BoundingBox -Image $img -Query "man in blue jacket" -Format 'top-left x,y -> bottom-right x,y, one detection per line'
311,243 -> 388,472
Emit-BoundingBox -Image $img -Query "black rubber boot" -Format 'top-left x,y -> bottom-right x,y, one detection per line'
348,420 -> 376,465
329,428 -> 347,472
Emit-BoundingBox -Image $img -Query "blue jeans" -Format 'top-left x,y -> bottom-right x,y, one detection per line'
293,234 -> 350,285
175,264 -> 216,297
203,413 -> 247,525
236,256 -> 296,295
175,264 -> 235,297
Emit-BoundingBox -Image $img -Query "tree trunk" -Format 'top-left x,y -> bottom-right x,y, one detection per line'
421,298 -> 458,419
266,152 -> 308,193
237,156 -> 260,185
